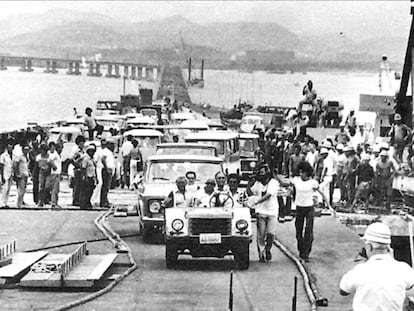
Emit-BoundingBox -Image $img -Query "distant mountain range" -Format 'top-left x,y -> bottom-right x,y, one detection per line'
0,9 -> 407,68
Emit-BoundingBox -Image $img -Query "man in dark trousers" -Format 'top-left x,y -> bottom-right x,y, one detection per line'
80,144 -> 97,209
71,135 -> 85,206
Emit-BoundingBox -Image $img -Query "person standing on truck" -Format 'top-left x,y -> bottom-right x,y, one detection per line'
298,80 -> 317,116
84,107 -> 103,141
388,113 -> 411,162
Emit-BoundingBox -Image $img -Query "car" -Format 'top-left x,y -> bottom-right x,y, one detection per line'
170,112 -> 196,125
122,129 -> 163,163
136,154 -> 224,241
185,131 -> 241,174
155,143 -> 217,157
125,116 -> 156,129
48,126 -> 84,173
240,115 -> 265,133
238,133 -> 260,183
164,190 -> 252,269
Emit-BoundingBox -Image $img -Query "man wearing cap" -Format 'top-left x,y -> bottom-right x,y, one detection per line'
375,150 -> 397,209
389,113 -> 411,162
339,222 -> 414,311
351,153 -> 374,210
343,146 -> 360,205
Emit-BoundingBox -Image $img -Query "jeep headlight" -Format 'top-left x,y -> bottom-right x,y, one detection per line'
236,219 -> 248,232
171,219 -> 184,232
149,200 -> 161,213
249,161 -> 256,168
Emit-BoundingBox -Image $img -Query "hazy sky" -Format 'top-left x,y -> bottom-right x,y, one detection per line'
0,1 -> 411,40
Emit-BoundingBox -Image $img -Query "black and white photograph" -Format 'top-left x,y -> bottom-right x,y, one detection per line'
1,1 -> 414,310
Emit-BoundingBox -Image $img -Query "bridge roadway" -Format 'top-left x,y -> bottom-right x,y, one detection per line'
0,201 -> 309,310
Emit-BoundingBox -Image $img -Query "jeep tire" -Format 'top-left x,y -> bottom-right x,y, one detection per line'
165,241 -> 178,268
233,241 -> 250,270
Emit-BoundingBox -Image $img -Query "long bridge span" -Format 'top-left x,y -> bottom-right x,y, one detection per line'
0,55 -> 160,81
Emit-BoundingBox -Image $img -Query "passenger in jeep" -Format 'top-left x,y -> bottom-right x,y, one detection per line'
163,176 -> 192,208
193,178 -> 216,208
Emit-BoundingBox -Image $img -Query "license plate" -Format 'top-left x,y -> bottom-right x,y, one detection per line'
199,233 -> 221,244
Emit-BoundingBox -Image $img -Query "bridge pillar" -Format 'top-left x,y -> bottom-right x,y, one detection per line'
67,62 -> 74,74
0,58 -> 6,71
106,64 -> 113,77
74,62 -> 81,75
87,63 -> 94,76
123,66 -> 129,79
146,67 -> 154,81
137,66 -> 142,80
130,66 -> 136,80
142,66 -> 147,79
114,64 -> 120,78
50,61 -> 58,73
19,59 -> 34,72
95,63 -> 102,77
153,67 -> 158,81
44,60 -> 51,73
26,59 -> 33,72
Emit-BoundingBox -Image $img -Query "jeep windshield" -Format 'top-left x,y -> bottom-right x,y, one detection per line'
239,138 -> 256,153
156,147 -> 215,157
147,161 -> 223,182
186,140 -> 224,155
134,137 -> 160,149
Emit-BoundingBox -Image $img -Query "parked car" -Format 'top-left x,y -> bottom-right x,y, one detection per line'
238,133 -> 260,183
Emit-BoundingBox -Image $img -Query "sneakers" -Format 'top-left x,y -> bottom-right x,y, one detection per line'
265,249 -> 272,261
284,215 -> 294,222
278,216 -> 285,223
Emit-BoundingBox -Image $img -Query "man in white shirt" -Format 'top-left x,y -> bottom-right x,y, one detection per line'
246,164 -> 280,262
340,222 -> 414,311
48,142 -> 62,208
100,140 -> 115,208
0,142 -> 14,207
120,135 -> 133,188
13,145 -> 30,208
193,178 -> 216,208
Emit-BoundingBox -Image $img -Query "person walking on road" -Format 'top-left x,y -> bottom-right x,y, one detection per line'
339,222 -> 414,311
71,135 -> 85,206
48,142 -> 62,209
276,161 -> 330,261
246,164 -> 280,262
36,143 -> 55,207
13,145 -> 30,208
29,140 -> 41,204
100,140 -> 115,208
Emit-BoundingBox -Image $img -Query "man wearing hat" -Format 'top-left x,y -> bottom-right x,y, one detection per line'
351,153 -> 374,210
335,121 -> 350,145
343,145 -> 360,205
389,113 -> 411,162
375,150 -> 397,209
340,222 -> 414,311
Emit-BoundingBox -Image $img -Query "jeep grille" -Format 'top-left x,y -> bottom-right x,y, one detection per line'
189,218 -> 231,235
241,160 -> 254,171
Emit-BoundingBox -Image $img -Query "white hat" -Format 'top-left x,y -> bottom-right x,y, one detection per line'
320,148 -> 329,154
380,150 -> 388,157
362,222 -> 391,244
361,153 -> 370,161
340,121 -> 346,126
394,113 -> 402,121
344,145 -> 354,152
321,140 -> 332,149
336,143 -> 344,150
380,142 -> 389,150
372,144 -> 380,153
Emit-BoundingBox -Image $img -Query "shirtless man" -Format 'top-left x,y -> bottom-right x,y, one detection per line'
375,151 -> 397,210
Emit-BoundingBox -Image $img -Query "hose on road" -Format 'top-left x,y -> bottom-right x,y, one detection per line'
52,207 -> 138,311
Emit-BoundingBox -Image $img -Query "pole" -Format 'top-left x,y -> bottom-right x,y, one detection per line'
123,76 -> 126,96
409,219 -> 414,267
228,270 -> 233,311
292,276 -> 297,311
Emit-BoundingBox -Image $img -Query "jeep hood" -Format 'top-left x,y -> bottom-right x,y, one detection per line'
187,207 -> 233,218
142,182 -> 175,197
